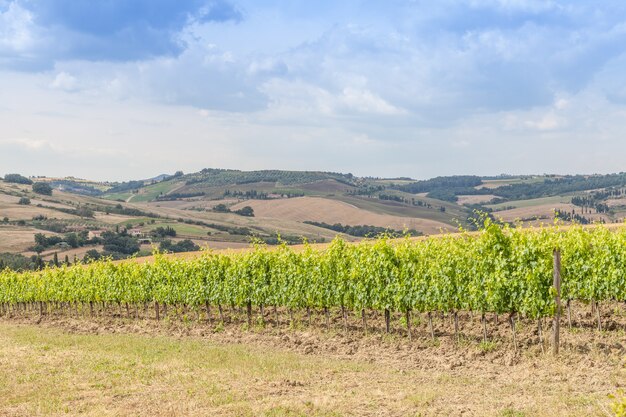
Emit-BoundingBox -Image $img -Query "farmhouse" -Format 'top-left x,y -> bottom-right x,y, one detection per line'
88,230 -> 105,239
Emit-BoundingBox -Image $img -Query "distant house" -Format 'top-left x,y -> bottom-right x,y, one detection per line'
88,230 -> 105,239
128,228 -> 143,237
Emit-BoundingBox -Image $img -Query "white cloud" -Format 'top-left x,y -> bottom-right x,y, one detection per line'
49,71 -> 79,92
0,3 -> 36,51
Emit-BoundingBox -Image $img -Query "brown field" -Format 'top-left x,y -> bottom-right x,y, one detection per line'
456,194 -> 497,205
0,227 -> 55,253
607,198 -> 626,208
230,197 -> 453,234
39,245 -> 105,262
297,179 -> 354,193
0,301 -> 624,416
93,212 -> 143,225
0,202 -> 78,221
495,203 -> 575,222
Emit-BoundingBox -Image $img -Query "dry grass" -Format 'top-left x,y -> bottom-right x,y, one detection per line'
0,227 -> 54,253
0,313 -> 623,417
457,194 -> 497,205
229,197 -> 451,234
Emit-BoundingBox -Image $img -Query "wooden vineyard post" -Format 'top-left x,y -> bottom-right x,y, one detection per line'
552,249 -> 561,356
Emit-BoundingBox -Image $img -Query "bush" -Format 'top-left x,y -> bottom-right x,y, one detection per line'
234,206 -> 254,217
32,182 -> 53,195
213,203 -> 230,213
151,226 -> 177,238
3,174 -> 32,185
18,197 -> 30,205
159,239 -> 200,253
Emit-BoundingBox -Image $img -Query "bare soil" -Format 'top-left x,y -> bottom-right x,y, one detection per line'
1,302 -> 624,416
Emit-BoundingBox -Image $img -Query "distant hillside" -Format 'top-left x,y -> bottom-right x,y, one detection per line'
182,168 -> 357,187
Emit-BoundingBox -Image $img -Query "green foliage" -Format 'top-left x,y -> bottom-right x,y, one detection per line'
151,226 -> 177,238
184,168 -> 356,187
213,204 -> 230,213
32,182 -> 53,195
18,197 -> 31,205
159,239 -> 200,253
234,206 -> 254,217
611,390 -> 626,417
101,231 -> 140,255
304,221 -> 421,237
1,224 -> 626,318
3,173 -> 33,185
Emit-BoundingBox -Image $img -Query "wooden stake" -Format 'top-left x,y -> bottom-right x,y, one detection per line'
428,311 -> 435,340
481,312 -> 488,343
510,313 -> 517,353
324,307 -> 330,329
552,249 -> 561,356
538,318 -> 545,354
361,309 -> 367,333
384,308 -> 391,333
260,304 -> 265,325
566,299 -> 572,330
406,310 -> 412,341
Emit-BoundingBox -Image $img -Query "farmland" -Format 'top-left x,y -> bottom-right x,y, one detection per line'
3,171 -> 626,416
4,169 -> 626,269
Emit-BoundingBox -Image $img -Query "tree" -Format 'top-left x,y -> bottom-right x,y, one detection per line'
84,249 -> 101,262
76,206 -> 94,218
213,203 -> 230,213
234,206 -> 254,217
2,217 -> 8,223
151,226 -> 176,238
32,182 -> 53,195
3,173 -> 32,185
53,252 -> 59,267
18,197 -> 31,205
159,239 -> 199,253
65,233 -> 79,248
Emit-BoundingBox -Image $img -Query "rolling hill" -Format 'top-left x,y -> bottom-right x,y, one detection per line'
3,168 -> 626,268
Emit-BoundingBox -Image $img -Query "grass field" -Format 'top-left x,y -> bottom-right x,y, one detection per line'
0,317 -> 622,417
230,197 -> 456,235
486,196 -> 572,210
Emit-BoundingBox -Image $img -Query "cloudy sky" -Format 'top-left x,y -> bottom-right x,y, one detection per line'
1,0 -> 626,181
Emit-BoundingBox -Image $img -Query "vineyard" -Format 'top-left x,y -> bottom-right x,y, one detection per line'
1,220 -> 626,349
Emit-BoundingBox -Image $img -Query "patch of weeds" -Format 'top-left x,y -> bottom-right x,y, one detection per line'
610,390 -> 626,417
425,337 -> 440,348
254,316 -> 267,329
212,321 -> 225,333
499,408 -> 526,417
479,340 -> 498,353
455,333 -> 472,348
407,392 -> 436,407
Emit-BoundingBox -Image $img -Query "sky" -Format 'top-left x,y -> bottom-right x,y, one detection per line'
1,0 -> 626,181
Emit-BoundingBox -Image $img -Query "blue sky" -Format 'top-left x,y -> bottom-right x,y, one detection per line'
1,0 -> 626,180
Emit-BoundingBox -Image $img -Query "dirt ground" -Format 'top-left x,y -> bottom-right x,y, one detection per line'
0,302 -> 624,416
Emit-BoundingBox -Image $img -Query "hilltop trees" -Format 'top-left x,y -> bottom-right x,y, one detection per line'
3,173 -> 33,185
32,182 -> 53,195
